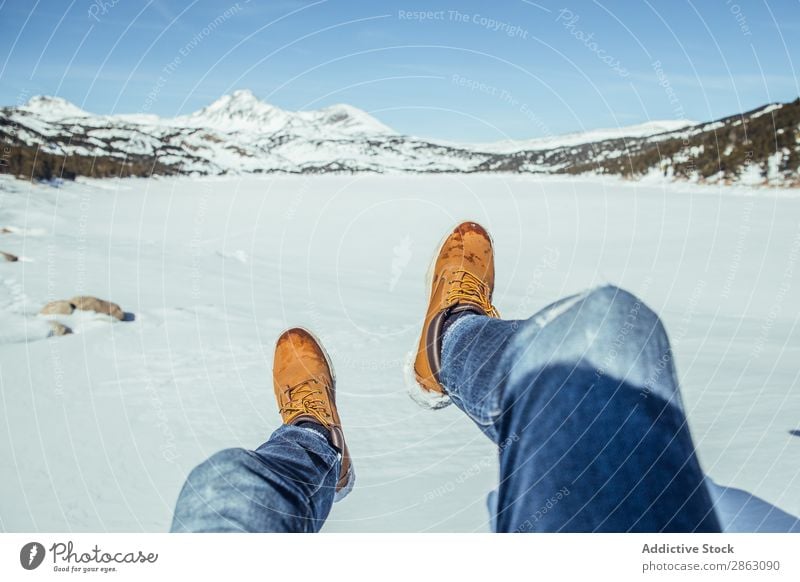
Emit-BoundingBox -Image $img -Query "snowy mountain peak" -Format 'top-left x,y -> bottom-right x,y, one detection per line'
230,88 -> 257,100
303,103 -> 393,135
182,90 -> 288,132
178,90 -> 393,136
22,95 -> 88,120
205,89 -> 271,112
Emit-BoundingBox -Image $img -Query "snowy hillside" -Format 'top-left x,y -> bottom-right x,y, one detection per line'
1,92 -> 798,185
0,173 -> 798,532
479,100 -> 800,186
469,120 -> 695,154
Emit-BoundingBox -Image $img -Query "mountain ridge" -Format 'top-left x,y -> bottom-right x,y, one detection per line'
1,91 -> 797,186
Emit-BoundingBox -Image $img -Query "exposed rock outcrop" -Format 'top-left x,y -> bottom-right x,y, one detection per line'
47,321 -> 73,337
40,300 -> 75,315
69,296 -> 125,320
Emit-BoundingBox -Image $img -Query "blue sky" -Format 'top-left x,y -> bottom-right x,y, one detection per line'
1,0 -> 798,141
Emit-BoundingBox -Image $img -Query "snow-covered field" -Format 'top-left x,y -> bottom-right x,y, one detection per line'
0,173 -> 798,532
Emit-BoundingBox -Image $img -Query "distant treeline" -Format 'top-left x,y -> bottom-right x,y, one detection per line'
0,141 -> 180,181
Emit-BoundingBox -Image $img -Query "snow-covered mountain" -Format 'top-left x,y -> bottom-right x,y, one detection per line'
1,91 -> 798,186
1,91 -> 488,175
173,89 -> 394,136
469,119 -> 696,154
476,99 -> 800,186
20,95 -> 90,120
17,90 -> 393,137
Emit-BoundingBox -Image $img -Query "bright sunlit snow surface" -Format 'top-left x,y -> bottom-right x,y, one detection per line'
0,174 -> 798,532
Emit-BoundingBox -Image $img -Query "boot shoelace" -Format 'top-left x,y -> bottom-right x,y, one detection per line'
445,268 -> 500,317
281,378 -> 332,423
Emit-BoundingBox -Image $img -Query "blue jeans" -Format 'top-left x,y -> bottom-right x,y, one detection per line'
171,285 -> 720,532
171,426 -> 340,532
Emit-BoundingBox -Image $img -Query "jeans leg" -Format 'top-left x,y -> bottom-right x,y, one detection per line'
170,425 -> 340,532
440,285 -> 720,532
439,292 -> 589,440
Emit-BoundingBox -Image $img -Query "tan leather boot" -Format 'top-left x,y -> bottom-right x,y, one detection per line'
273,328 -> 354,499
411,221 -> 500,407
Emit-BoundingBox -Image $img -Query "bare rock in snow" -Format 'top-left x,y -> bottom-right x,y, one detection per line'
69,296 -> 125,320
40,300 -> 75,315
47,321 -> 73,337
1,251 -> 18,262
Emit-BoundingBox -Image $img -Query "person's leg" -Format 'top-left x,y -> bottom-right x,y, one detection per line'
171,328 -> 354,532
439,284 -> 720,532
171,425 -> 339,532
